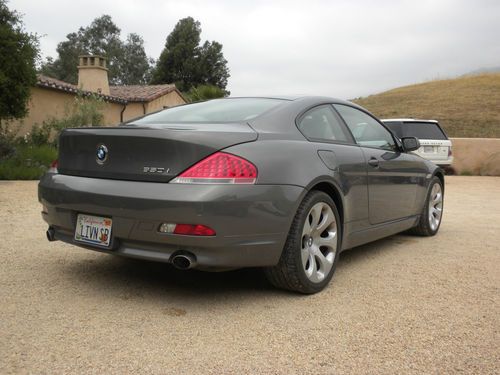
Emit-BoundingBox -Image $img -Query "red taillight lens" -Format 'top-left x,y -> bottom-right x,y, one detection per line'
158,222 -> 216,236
448,148 -> 452,157
173,224 -> 216,236
171,152 -> 257,184
48,159 -> 58,173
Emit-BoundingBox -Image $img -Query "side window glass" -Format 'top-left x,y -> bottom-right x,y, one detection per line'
297,105 -> 351,143
334,104 -> 396,151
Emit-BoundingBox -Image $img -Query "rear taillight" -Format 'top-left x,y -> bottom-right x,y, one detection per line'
448,148 -> 452,157
48,159 -> 58,174
170,152 -> 257,184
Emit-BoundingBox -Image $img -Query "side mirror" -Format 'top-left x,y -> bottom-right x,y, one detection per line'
401,137 -> 420,152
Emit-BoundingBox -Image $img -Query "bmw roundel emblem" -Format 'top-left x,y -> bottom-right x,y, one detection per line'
96,144 -> 108,164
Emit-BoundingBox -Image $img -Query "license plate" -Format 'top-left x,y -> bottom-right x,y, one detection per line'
424,146 -> 435,153
75,214 -> 112,247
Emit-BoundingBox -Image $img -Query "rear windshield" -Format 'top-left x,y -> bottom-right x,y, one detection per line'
131,98 -> 286,124
384,121 -> 447,140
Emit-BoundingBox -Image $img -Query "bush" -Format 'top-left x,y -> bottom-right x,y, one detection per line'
0,136 -> 15,159
37,92 -> 105,146
23,122 -> 52,146
0,123 -> 17,158
67,92 -> 105,127
0,144 -> 57,180
0,91 -> 104,179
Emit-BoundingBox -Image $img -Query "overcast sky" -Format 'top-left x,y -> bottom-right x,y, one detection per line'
9,0 -> 500,99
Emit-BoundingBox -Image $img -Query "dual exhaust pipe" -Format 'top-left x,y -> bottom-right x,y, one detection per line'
46,226 -> 196,270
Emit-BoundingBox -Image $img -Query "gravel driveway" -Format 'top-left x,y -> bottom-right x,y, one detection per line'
1,176 -> 499,374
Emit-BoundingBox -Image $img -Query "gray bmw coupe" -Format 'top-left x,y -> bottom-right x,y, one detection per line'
39,97 -> 444,293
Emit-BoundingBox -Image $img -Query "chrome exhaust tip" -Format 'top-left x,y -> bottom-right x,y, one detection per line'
171,253 -> 197,270
46,227 -> 56,242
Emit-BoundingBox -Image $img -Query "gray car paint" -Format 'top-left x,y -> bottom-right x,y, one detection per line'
38,96 -> 443,270
58,123 -> 257,182
39,174 -> 301,269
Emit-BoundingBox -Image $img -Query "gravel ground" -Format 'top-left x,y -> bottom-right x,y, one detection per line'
1,176 -> 499,374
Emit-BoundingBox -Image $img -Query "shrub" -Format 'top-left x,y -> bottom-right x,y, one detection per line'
0,144 -> 57,180
23,91 -> 105,147
70,92 -> 105,127
0,91 -> 104,179
0,136 -> 15,159
0,125 -> 16,160
23,122 -> 52,146
0,122 -> 17,158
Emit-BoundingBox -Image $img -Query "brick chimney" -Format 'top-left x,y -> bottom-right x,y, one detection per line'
77,55 -> 110,95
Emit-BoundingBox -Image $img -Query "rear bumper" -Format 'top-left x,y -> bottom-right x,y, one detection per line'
434,159 -> 453,167
38,173 -> 303,269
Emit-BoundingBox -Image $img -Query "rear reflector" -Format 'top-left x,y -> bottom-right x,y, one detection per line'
158,223 -> 216,236
170,152 -> 257,184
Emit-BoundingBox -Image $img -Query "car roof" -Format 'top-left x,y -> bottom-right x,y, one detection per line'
227,95 -> 352,103
228,95 -> 298,101
227,95 -> 362,111
381,118 -> 439,123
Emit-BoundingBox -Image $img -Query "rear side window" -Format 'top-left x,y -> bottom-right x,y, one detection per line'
383,121 -> 404,138
297,105 -> 352,143
131,98 -> 286,124
334,104 -> 397,151
402,122 -> 448,140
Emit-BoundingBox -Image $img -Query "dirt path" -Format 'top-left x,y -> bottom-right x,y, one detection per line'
1,176 -> 499,374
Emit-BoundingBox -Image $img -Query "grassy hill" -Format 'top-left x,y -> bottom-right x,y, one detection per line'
353,73 -> 500,138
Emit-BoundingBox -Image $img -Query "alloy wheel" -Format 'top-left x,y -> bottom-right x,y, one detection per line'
301,202 -> 338,283
428,183 -> 443,231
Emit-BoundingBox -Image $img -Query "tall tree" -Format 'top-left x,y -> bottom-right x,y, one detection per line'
152,17 -> 230,93
39,15 -> 152,85
119,33 -> 154,85
198,41 -> 229,90
0,0 -> 39,122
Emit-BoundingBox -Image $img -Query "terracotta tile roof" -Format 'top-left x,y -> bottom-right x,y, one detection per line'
36,74 -> 127,104
109,84 -> 177,102
36,75 -> 183,104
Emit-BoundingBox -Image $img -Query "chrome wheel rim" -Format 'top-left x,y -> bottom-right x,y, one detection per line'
428,183 -> 443,231
301,202 -> 337,283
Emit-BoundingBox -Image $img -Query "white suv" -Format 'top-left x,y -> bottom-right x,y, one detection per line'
382,119 -> 453,167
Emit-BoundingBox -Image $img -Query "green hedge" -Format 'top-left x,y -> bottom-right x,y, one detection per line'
0,144 -> 57,180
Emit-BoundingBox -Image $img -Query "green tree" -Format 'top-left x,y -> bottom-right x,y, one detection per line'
152,17 -> 230,93
0,0 -> 39,122
119,33 -> 154,84
39,15 -> 152,85
198,41 -> 229,90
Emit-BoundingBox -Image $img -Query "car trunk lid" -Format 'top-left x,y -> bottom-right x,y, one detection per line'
57,123 -> 257,182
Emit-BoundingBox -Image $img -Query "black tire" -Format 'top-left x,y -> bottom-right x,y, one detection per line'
409,176 -> 444,236
265,191 -> 342,294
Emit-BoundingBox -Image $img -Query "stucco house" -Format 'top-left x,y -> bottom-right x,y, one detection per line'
10,55 -> 186,135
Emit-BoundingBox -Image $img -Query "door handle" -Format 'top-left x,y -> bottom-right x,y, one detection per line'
368,157 -> 379,167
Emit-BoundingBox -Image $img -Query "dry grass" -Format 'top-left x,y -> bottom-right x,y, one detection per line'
353,73 -> 500,138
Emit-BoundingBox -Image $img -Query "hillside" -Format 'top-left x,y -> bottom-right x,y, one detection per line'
353,73 -> 500,138
466,66 -> 500,75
